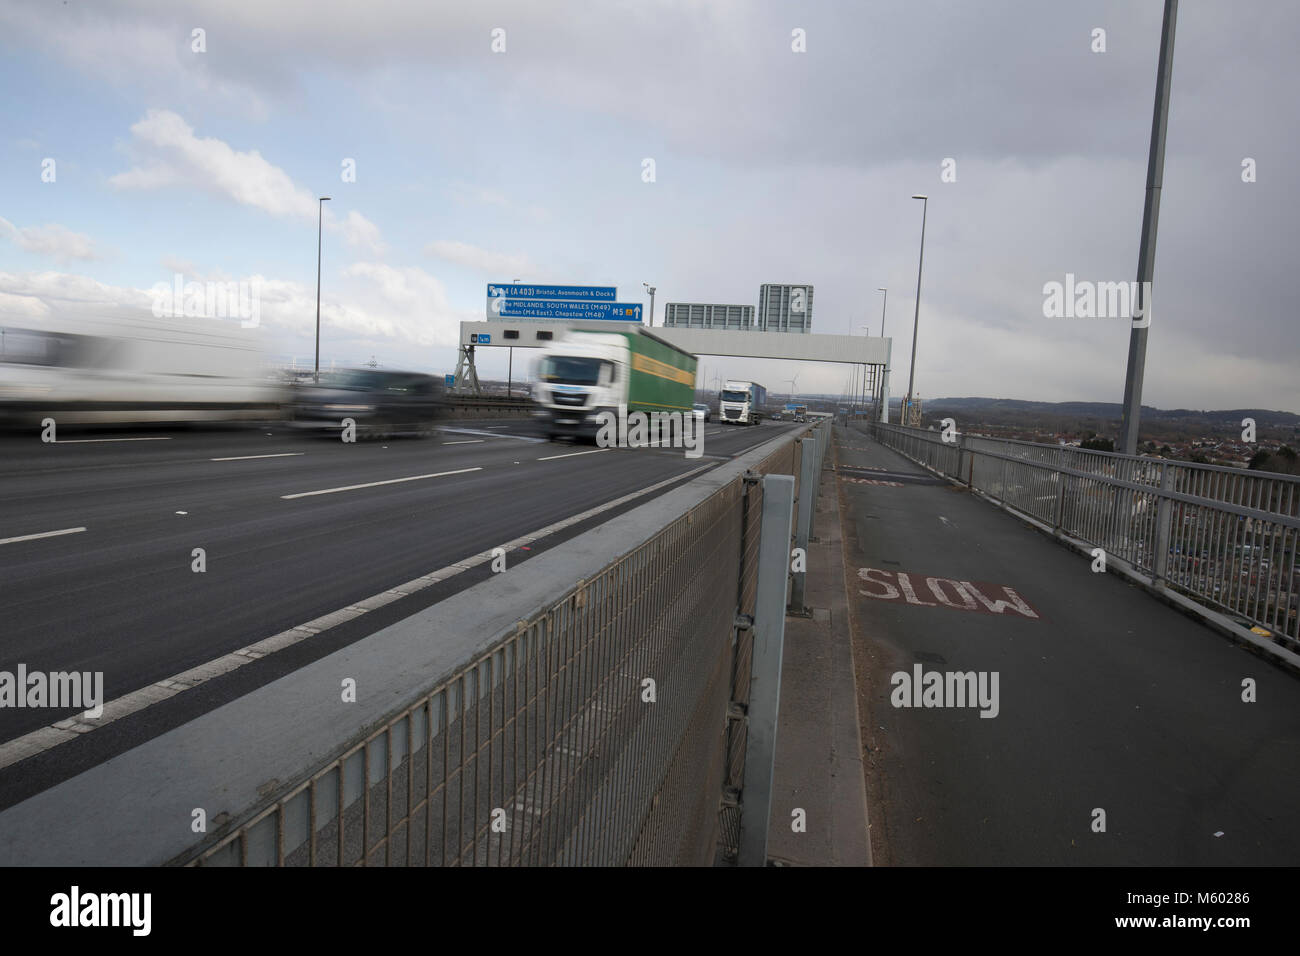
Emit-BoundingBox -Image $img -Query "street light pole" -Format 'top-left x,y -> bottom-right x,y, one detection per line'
857,323 -> 868,413
508,277 -> 520,398
875,287 -> 888,419
1119,0 -> 1178,456
905,195 -> 927,426
642,282 -> 656,327
314,196 -> 331,382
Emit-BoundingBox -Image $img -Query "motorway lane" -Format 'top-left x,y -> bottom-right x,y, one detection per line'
0,418 -> 792,756
836,425 -> 1300,865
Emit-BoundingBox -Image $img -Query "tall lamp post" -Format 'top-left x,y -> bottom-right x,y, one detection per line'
508,277 -> 521,398
856,323 -> 870,416
642,282 -> 656,327
875,287 -> 887,417
1119,0 -> 1178,455
314,196 -> 331,382
904,195 -> 928,426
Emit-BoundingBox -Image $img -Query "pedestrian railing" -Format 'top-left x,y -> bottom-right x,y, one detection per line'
869,423 -> 1300,650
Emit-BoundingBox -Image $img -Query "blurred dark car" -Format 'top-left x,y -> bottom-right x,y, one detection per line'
292,369 -> 447,438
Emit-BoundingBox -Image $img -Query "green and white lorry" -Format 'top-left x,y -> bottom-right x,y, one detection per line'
531,327 -> 698,440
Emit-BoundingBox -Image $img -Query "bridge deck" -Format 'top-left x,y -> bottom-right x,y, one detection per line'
835,425 -> 1300,865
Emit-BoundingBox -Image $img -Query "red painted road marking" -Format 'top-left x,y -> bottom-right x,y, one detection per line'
856,567 -> 1040,619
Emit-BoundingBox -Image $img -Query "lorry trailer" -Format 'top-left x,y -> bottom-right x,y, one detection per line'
532,327 -> 698,440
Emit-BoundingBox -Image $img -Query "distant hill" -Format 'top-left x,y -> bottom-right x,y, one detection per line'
922,397 -> 1300,430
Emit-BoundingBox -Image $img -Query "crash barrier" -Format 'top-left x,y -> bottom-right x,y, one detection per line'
172,420 -> 832,866
447,395 -> 535,419
0,420 -> 832,866
869,423 -> 1300,656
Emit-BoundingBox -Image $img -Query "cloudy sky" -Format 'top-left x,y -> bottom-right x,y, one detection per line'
0,0 -> 1295,411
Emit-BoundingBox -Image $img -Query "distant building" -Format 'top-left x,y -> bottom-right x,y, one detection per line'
663,284 -> 813,333
662,303 -> 755,330
757,283 -> 813,333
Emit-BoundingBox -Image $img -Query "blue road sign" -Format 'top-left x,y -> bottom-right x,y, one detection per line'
470,332 -> 492,344
445,374 -> 455,386
486,283 -> 616,302
490,299 -> 642,321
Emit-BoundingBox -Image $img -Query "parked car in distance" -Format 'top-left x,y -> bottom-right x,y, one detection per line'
693,403 -> 711,423
771,412 -> 783,421
292,368 -> 447,438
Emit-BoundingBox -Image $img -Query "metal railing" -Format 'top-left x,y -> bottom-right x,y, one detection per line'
869,423 -> 1300,649
180,422 -> 829,866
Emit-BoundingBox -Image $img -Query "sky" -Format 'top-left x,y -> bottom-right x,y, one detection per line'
0,0 -> 1296,412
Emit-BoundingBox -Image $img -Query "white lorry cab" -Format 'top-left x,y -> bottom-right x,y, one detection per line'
531,328 -> 698,441
719,379 -> 767,426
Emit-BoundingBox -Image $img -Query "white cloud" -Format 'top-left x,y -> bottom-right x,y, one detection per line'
109,109 -> 387,256
0,270 -> 151,307
110,109 -> 318,220
0,263 -> 472,362
0,218 -> 104,264
343,262 -> 473,347
424,239 -> 537,278
337,211 -> 386,257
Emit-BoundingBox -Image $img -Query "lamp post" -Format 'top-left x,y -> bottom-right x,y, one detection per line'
508,277 -> 520,398
858,323 -> 870,414
1119,0 -> 1178,455
905,196 -> 927,426
875,287 -> 888,418
642,282 -> 656,326
314,196 -> 331,382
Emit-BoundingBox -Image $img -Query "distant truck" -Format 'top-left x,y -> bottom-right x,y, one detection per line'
719,380 -> 767,426
532,327 -> 698,440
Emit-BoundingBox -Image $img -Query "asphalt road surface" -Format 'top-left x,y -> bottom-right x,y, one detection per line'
0,416 -> 795,807
836,425 -> 1300,865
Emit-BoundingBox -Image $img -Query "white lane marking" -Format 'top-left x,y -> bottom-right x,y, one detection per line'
537,448 -> 610,461
175,511 -> 188,515
939,515 -> 953,527
442,440 -> 484,445
53,437 -> 172,444
280,467 -> 482,499
0,461 -> 715,769
0,527 -> 86,546
211,453 -> 305,461
441,427 -> 544,443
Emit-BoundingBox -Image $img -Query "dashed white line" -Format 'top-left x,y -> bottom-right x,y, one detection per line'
211,453 -> 305,461
280,467 -> 482,499
0,527 -> 87,546
53,437 -> 172,444
0,461 -> 714,769
537,448 -> 610,461
442,439 -> 484,445
441,427 -> 544,443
